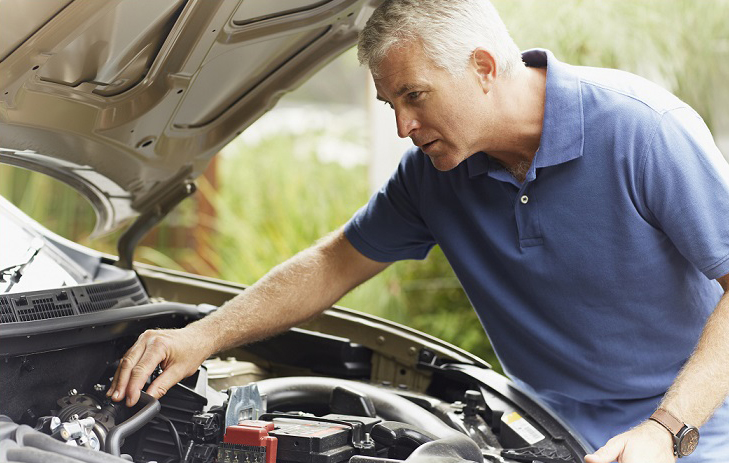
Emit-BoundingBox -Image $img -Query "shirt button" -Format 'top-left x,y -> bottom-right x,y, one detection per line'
520,195 -> 529,204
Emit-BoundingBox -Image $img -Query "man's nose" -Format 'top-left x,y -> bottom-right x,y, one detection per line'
395,109 -> 420,138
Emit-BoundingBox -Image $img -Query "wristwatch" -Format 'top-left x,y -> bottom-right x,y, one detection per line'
649,408 -> 699,457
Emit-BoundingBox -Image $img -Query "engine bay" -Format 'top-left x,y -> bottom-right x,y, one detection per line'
0,296 -> 590,463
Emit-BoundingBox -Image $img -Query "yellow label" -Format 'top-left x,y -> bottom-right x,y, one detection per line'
504,411 -> 522,424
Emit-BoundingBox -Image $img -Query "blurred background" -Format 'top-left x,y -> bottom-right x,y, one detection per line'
2,0 -> 728,371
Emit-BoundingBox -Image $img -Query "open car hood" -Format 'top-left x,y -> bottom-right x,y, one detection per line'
0,0 -> 376,236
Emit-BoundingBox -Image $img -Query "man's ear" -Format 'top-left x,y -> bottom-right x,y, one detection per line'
472,48 -> 497,92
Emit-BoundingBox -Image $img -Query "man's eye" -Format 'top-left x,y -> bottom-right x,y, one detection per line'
407,91 -> 421,101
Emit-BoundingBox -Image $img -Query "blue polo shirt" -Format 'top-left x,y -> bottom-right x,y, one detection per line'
344,49 -> 729,447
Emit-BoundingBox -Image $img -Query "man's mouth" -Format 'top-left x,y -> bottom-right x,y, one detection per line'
420,140 -> 437,152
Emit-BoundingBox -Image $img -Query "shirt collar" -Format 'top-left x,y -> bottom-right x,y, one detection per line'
466,151 -> 490,177
527,49 -> 584,169
466,49 -> 584,179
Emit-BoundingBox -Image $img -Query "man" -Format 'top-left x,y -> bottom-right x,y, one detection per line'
109,1 -> 729,461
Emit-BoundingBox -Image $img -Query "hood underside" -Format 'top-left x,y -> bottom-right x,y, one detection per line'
0,0 -> 377,235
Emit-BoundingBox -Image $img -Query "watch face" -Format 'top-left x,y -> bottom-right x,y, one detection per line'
678,427 -> 699,456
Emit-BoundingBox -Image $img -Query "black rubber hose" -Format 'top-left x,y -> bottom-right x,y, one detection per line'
104,392 -> 161,456
405,434 -> 484,462
255,377 -> 459,439
370,421 -> 439,448
348,436 -> 485,463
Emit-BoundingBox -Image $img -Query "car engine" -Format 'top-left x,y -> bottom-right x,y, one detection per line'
1,350 -> 587,463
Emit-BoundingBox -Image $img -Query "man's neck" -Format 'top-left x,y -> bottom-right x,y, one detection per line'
484,66 -> 547,180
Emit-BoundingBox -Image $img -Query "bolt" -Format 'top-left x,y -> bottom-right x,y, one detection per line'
93,384 -> 105,392
68,389 -> 77,396
408,346 -> 417,356
89,434 -> 100,451
465,390 -> 481,403
70,414 -> 79,421
376,336 -> 385,345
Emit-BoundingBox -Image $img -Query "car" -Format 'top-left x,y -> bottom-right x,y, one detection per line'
0,1 -> 592,462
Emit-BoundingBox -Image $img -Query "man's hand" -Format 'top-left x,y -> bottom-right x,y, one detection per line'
107,327 -> 213,407
584,420 -> 676,463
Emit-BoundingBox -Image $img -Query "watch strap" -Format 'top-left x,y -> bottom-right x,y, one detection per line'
649,408 -> 684,436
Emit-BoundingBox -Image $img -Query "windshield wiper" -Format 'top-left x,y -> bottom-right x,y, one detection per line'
1,237 -> 45,293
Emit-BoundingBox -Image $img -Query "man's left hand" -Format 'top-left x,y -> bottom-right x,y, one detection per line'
584,420 -> 677,463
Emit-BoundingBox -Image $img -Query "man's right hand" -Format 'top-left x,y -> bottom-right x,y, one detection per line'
107,327 -> 213,406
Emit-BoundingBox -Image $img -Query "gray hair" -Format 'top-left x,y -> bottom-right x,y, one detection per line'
358,0 -> 523,78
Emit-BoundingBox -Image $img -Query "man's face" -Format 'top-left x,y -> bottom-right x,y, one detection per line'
374,41 -> 489,171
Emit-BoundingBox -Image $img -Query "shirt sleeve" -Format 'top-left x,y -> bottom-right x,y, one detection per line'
640,107 -> 729,280
344,147 -> 436,262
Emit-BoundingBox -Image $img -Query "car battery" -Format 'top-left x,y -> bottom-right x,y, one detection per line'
218,420 -> 278,463
268,416 -> 361,463
221,415 -> 379,463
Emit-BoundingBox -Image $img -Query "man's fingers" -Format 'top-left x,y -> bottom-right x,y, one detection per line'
124,337 -> 171,406
106,330 -> 173,406
107,339 -> 148,402
147,366 -> 186,400
584,437 -> 623,463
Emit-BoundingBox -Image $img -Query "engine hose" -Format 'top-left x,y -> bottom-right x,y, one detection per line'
255,377 -> 459,439
11,425 -> 131,463
104,392 -> 161,456
405,434 -> 484,462
6,446 -> 84,463
349,435 -> 484,463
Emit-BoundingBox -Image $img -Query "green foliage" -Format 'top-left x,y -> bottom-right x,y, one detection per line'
494,0 -> 729,129
202,132 -> 369,280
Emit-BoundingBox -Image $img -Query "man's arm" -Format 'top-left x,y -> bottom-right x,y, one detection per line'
108,229 -> 390,406
586,272 -> 729,463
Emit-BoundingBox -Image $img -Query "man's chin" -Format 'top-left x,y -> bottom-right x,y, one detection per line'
427,153 -> 462,172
